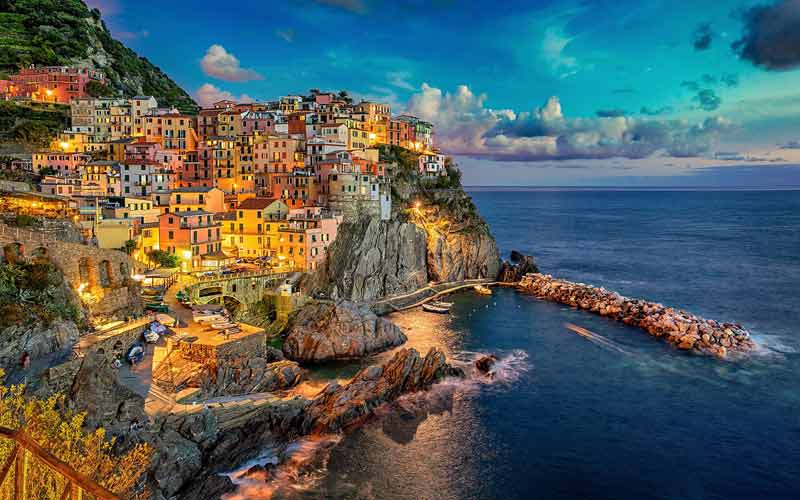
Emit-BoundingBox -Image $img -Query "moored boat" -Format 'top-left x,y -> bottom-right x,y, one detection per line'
474,285 -> 492,295
422,300 -> 452,314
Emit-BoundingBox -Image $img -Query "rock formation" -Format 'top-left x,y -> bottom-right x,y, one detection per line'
498,250 -> 539,282
67,350 -> 147,435
283,300 -> 407,362
518,273 -> 756,357
201,359 -> 306,397
0,319 -> 79,371
303,347 -> 464,434
318,217 -> 429,302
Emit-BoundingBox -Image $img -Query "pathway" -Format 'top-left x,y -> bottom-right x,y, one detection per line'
371,278 -> 515,314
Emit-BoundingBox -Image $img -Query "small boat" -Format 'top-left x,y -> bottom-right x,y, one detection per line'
126,343 -> 145,364
195,314 -> 226,324
143,329 -> 160,343
474,285 -> 492,296
423,301 -> 451,314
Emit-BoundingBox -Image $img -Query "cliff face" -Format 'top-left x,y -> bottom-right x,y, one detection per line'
315,146 -> 500,303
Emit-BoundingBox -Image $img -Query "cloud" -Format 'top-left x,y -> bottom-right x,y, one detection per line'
275,29 -> 295,42
733,0 -> 800,70
200,44 -> 263,82
595,109 -> 627,118
640,106 -> 673,116
316,0 -> 366,13
721,73 -> 740,87
693,89 -> 722,111
387,71 -> 415,90
681,80 -> 700,92
780,140 -> 800,149
405,84 -> 734,161
542,27 -> 578,78
692,23 -> 714,50
194,83 -> 254,107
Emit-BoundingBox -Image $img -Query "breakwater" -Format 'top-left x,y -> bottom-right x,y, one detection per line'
518,273 -> 756,357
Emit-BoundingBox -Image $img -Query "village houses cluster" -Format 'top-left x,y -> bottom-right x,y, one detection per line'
4,66 -> 446,273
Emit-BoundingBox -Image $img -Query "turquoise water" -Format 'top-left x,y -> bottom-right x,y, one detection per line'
254,190 -> 800,499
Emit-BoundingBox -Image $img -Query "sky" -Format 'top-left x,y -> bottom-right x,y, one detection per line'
87,0 -> 800,187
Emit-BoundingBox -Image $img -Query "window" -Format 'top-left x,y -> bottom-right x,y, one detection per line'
168,230 -> 174,240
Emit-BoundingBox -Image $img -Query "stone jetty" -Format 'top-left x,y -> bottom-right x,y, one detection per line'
518,273 -> 756,357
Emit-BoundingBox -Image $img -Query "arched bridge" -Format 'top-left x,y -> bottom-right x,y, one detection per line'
184,270 -> 302,308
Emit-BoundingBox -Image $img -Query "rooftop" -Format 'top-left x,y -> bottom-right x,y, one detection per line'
237,197 -> 279,210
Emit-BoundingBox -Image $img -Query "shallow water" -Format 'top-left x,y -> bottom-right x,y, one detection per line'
238,190 -> 800,499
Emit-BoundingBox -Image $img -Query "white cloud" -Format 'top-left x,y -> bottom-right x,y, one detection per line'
200,44 -> 263,82
387,71 -> 415,90
542,27 -> 579,78
194,83 -> 254,107
405,83 -> 737,161
275,29 -> 295,43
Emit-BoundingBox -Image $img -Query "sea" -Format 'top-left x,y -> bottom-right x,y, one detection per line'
230,189 -> 800,500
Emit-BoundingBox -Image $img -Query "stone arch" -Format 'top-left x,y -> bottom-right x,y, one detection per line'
3,242 -> 24,264
98,260 -> 112,288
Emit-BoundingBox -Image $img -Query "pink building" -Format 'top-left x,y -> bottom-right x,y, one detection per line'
3,66 -> 106,104
32,152 -> 89,176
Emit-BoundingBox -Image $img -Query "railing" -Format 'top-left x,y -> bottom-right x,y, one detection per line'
0,426 -> 120,500
189,269 -> 302,286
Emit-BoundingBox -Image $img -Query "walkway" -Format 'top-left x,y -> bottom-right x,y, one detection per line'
371,278 -> 514,314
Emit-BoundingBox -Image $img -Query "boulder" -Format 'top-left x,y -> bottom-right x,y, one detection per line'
498,251 -> 539,282
283,300 -> 407,362
0,319 -> 79,371
475,354 -> 498,375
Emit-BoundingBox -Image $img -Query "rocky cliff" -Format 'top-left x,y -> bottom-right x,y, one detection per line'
283,300 -> 407,362
315,146 -> 500,303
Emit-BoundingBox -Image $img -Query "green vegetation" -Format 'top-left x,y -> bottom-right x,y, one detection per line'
0,371 -> 153,498
0,101 -> 69,147
122,239 -> 136,255
7,213 -> 40,228
0,260 -> 79,327
85,79 -> 114,97
147,249 -> 180,268
0,0 -> 196,113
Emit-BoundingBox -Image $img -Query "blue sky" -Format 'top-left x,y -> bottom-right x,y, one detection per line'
89,0 -> 800,186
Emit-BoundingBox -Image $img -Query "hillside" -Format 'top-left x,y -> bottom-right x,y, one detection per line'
0,0 -> 196,113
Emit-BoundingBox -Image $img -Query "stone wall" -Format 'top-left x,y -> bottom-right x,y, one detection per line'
0,222 -> 142,322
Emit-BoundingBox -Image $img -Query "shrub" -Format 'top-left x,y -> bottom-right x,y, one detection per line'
147,249 -> 180,268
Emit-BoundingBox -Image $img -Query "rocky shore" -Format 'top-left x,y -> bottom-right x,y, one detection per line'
518,273 -> 756,357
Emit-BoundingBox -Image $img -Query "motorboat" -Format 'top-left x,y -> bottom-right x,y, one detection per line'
474,285 -> 492,296
194,314 -> 226,324
422,301 -> 452,314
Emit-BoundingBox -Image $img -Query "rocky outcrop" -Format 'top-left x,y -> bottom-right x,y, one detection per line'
201,359 -> 306,397
318,217 -> 429,302
302,347 -> 463,434
0,319 -> 79,371
283,300 -> 407,362
518,273 -> 756,357
498,251 -> 539,282
67,350 -> 147,434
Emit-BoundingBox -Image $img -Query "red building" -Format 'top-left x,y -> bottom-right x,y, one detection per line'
3,66 -> 106,104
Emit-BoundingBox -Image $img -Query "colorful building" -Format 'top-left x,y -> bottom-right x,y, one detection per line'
3,66 -> 106,104
158,210 -> 223,271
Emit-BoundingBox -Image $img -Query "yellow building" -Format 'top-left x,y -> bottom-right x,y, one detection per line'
95,218 -> 134,249
222,197 -> 288,257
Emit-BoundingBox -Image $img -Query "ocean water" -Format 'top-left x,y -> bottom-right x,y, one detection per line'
242,190 -> 800,499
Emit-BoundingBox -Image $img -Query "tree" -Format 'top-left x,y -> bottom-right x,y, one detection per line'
337,90 -> 352,103
123,239 -> 137,255
147,250 -> 180,268
0,370 -> 152,497
85,80 -> 114,98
